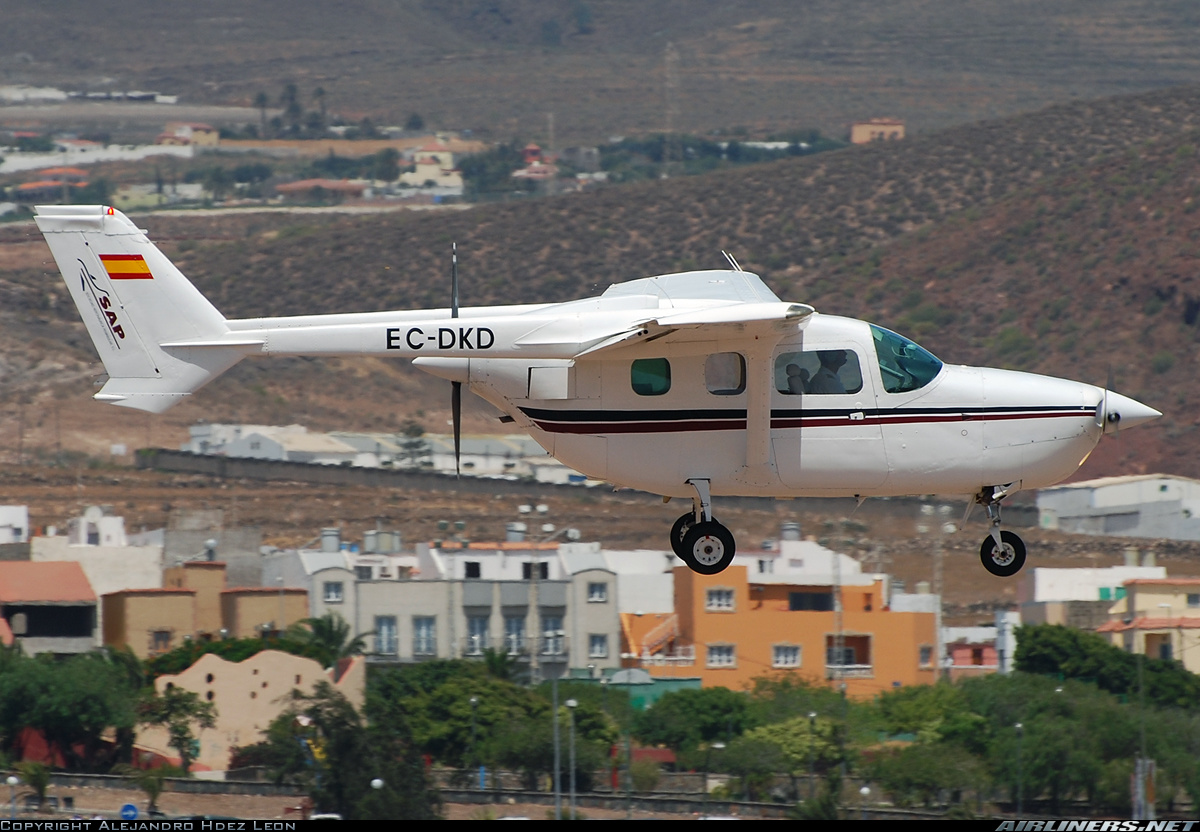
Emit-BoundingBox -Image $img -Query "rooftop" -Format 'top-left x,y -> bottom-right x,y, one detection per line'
0,561 -> 95,604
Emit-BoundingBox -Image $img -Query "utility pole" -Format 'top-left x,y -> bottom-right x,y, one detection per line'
662,42 -> 680,178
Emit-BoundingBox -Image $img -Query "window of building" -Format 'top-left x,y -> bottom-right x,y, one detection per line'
522,561 -> 549,581
758,559 -> 774,574
706,588 -> 734,611
467,616 -> 489,655
589,634 -> 609,659
789,591 -> 834,611
707,644 -> 736,668
323,582 -> 344,603
775,349 -> 864,395
504,615 -> 526,655
971,647 -> 984,666
541,615 -> 564,655
1188,594 -> 1200,608
919,645 -> 933,667
375,616 -> 397,655
587,582 -> 608,603
355,566 -> 372,581
705,352 -> 746,395
413,617 -> 436,656
631,358 -> 671,396
150,630 -> 171,654
464,561 -> 482,579
773,645 -> 800,668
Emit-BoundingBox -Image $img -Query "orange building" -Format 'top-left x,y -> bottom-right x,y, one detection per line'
627,564 -> 936,698
103,561 -> 307,657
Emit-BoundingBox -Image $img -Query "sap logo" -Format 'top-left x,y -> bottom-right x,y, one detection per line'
78,259 -> 125,346
386,326 -> 495,351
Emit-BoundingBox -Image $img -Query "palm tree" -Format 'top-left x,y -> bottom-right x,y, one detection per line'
113,764 -> 184,813
287,613 -> 371,668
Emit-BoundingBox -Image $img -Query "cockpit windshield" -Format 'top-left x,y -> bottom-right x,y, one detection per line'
870,325 -> 943,394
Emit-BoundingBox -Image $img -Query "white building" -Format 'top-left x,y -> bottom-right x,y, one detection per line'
0,506 -> 29,544
1038,474 -> 1200,541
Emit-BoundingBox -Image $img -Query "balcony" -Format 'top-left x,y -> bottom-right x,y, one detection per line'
825,664 -> 873,679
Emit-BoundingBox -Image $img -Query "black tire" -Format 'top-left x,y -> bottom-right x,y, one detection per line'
670,512 -> 697,558
681,521 -> 737,575
979,530 -> 1027,577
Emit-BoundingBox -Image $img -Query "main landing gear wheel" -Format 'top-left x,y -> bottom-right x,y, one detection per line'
980,530 -> 1027,577
681,521 -> 736,575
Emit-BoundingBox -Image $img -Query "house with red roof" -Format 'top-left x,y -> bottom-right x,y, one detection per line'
0,561 -> 96,655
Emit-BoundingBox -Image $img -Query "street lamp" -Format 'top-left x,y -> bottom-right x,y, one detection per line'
566,699 -> 578,821
470,696 -> 482,789
807,711 -> 818,800
702,741 -> 725,817
370,778 -> 384,790
860,785 -> 870,820
1015,722 -> 1024,816
6,776 -> 17,820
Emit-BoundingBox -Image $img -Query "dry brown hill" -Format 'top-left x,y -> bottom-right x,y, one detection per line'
8,1 -> 1200,142
3,86 -> 1200,479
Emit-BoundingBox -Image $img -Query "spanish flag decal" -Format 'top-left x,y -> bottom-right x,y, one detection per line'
98,254 -> 154,280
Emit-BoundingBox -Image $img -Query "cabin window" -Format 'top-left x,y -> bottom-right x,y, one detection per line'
705,352 -> 746,395
631,358 -> 671,396
870,324 -> 943,393
774,349 -> 863,395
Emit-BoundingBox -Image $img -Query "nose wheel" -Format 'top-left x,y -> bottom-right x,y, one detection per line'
681,521 -> 736,575
668,479 -> 738,575
980,530 -> 1026,577
975,484 -> 1027,577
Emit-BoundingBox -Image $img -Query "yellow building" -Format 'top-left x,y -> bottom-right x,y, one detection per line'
626,564 -> 936,698
850,118 -> 905,144
1097,578 -> 1200,670
139,649 -> 365,772
103,561 -> 308,656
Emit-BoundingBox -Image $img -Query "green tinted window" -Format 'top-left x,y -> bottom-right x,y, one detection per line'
631,358 -> 671,396
871,325 -> 943,394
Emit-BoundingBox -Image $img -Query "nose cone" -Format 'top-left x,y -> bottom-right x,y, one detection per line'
1101,391 -> 1162,433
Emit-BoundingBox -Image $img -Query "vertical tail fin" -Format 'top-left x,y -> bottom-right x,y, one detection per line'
35,205 -> 246,413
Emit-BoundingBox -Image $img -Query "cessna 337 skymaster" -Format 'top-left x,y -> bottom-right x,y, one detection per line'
36,205 -> 1162,578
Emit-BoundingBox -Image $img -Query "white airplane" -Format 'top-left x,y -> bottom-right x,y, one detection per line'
35,204 -> 1162,578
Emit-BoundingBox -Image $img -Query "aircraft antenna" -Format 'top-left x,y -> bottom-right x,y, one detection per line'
721,250 -> 743,271
451,243 -> 461,477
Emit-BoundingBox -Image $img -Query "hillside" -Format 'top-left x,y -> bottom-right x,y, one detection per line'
3,86 -> 1200,477
7,1 -> 1200,142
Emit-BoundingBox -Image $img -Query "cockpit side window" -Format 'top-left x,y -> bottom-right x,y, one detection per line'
774,349 -> 863,395
871,325 -> 943,393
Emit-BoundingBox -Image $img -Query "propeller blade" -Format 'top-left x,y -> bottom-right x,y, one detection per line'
451,242 -> 461,477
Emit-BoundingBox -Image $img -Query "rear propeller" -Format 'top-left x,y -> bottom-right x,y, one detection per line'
451,243 -> 461,477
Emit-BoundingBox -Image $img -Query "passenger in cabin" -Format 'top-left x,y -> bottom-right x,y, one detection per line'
785,363 -> 809,394
809,350 -> 848,394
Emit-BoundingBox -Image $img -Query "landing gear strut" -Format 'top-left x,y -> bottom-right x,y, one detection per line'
669,479 -> 737,575
976,485 -> 1027,577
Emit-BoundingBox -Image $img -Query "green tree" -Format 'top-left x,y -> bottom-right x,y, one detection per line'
261,682 -> 440,819
137,686 -> 216,774
286,612 -> 370,668
372,148 -> 400,182
405,113 -> 425,132
632,687 -> 752,751
112,763 -> 184,812
253,91 -> 270,138
14,761 -> 50,807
